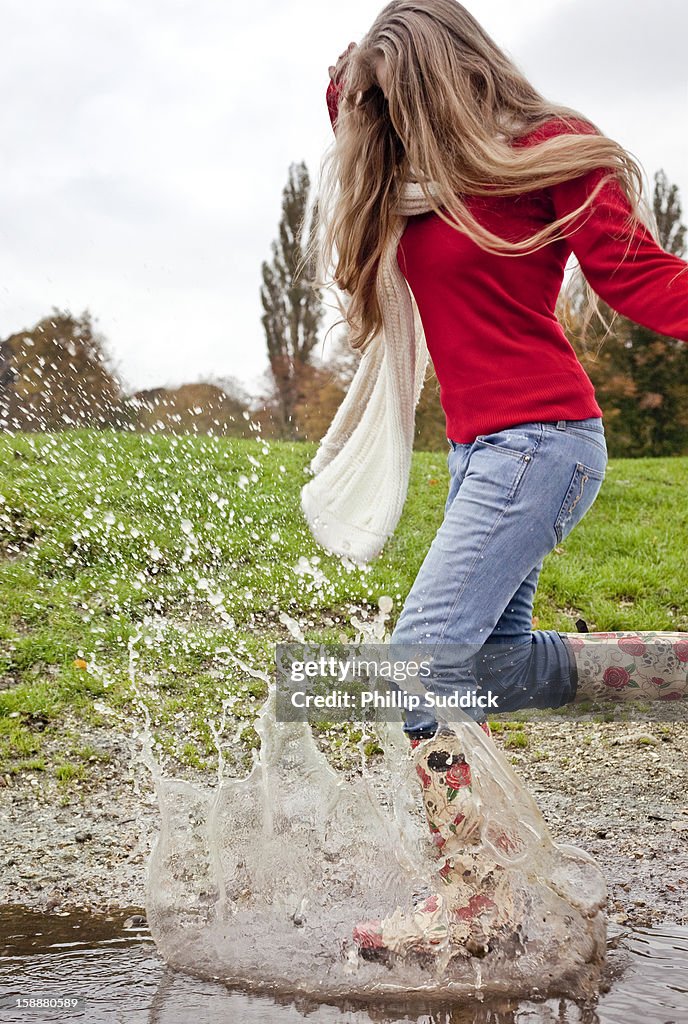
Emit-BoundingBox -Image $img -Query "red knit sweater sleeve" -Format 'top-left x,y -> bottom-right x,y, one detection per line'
543,123 -> 688,342
326,76 -> 343,133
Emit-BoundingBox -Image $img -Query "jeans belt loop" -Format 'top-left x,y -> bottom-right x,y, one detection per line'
556,420 -> 567,430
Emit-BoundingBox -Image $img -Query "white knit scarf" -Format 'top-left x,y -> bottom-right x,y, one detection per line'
300,180 -> 443,565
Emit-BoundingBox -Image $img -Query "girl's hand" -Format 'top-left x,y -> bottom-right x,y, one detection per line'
328,42 -> 357,85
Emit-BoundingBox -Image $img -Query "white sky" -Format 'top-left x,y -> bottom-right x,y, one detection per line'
0,0 -> 686,397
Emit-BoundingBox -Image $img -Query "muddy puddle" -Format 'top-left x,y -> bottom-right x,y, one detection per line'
0,905 -> 686,1023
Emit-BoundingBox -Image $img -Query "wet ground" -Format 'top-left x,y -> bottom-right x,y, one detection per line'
0,905 -> 686,1023
1,714 -> 686,931
1,714 -> 687,1020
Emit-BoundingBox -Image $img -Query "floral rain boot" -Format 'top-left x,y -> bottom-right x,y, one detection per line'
353,722 -> 521,959
559,627 -> 688,703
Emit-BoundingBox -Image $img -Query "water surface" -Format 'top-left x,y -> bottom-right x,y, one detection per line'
0,906 -> 686,1023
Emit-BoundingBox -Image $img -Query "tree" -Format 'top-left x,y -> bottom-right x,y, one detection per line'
620,171 -> 688,455
126,378 -> 251,436
565,170 -> 688,457
260,162 -> 325,439
653,170 -> 686,258
414,364 -> 449,451
0,308 -> 123,432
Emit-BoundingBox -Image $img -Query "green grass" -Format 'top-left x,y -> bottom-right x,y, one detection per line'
0,429 -> 686,781
503,730 -> 529,750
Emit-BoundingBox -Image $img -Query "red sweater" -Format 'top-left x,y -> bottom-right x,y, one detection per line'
326,79 -> 688,442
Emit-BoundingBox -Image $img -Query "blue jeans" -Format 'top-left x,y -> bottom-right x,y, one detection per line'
391,418 -> 608,738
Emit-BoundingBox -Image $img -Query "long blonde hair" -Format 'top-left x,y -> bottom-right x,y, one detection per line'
302,0 -> 656,356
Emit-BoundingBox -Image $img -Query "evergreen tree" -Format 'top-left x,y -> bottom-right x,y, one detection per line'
260,162 -> 325,439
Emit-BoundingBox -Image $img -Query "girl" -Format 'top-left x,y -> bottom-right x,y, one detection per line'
303,0 -> 688,958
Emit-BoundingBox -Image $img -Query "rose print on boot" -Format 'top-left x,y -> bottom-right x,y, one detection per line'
560,630 -> 688,703
353,723 -> 523,958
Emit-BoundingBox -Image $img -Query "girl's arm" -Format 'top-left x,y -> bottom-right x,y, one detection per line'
326,76 -> 343,134
325,92 -> 688,341
546,131 -> 688,342
326,43 -> 355,134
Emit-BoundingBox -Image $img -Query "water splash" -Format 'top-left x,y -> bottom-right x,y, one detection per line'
139,612 -> 607,1003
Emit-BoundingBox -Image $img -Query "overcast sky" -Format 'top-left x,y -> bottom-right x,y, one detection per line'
0,0 -> 686,398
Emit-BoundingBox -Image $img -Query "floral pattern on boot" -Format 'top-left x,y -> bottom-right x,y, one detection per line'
562,630 -> 688,703
353,722 -> 522,959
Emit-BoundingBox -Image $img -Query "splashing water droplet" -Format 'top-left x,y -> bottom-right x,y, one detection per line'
136,632 -> 606,1003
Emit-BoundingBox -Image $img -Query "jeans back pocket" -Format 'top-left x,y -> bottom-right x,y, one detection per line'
554,461 -> 606,543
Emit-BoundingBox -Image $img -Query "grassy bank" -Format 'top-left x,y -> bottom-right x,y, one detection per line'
1,430 -> 687,784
